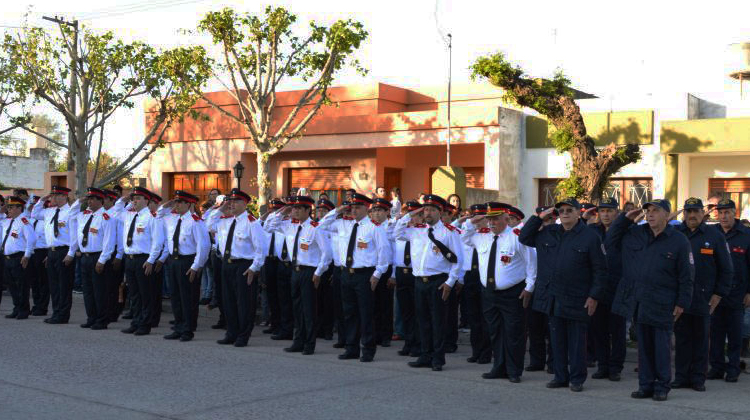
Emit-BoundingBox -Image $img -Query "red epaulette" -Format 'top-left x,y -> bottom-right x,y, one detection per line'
172,210 -> 179,214
21,217 -> 29,225
291,218 -> 299,224
83,210 -> 91,215
220,215 -> 232,219
478,227 -> 491,233
343,216 -> 353,221
247,214 -> 256,222
192,213 -> 201,222
372,220 -> 381,226
513,228 -> 521,236
444,223 -> 456,231
414,223 -> 427,228
310,220 -> 319,227
102,213 -> 110,220
151,211 -> 157,217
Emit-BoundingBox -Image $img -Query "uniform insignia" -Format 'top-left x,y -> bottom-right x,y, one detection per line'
102,213 -> 110,220
83,210 -> 91,215
500,255 -> 511,265
192,213 -> 202,221
220,215 -> 232,219
700,248 -> 714,255
291,218 -> 299,224
444,223 -> 456,231
343,216 -> 353,221
310,221 -> 319,227
416,223 -> 427,228
151,211 -> 157,217
21,217 -> 29,225
478,227 -> 491,233
89,228 -> 98,234
300,243 -> 310,251
372,220 -> 381,226
247,214 -> 256,221
512,228 -> 521,236
11,232 -> 18,238
732,246 -> 746,254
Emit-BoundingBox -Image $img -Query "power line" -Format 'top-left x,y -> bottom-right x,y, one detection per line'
77,0 -> 211,21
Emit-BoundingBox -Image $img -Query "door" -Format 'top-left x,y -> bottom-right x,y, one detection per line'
383,167 -> 402,198
169,172 -> 231,204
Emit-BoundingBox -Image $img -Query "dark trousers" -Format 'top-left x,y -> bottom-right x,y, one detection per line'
373,266 -> 394,345
395,268 -> 420,355
149,266 -> 164,328
444,284 -> 459,349
4,255 -> 30,317
124,254 -> 153,331
262,257 -> 281,332
167,256 -> 200,337
277,261 -> 294,336
80,252 -> 110,326
414,274 -> 448,367
331,267 -> 346,345
317,264 -> 335,338
483,282 -> 526,377
526,300 -> 552,369
591,303 -> 626,374
709,305 -> 745,377
106,258 -> 124,322
210,251 -> 226,325
341,267 -> 376,357
674,313 -> 709,386
463,271 -> 491,360
221,258 -> 258,344
549,315 -> 588,385
291,265 -> 318,350
30,249 -> 49,314
637,322 -> 672,393
47,247 -> 74,322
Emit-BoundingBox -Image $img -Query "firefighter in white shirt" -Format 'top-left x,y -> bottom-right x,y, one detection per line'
206,188 -> 266,348
394,194 -> 464,371
393,200 -> 424,357
102,189 -> 125,322
1,196 -> 36,319
28,197 -> 50,316
462,202 -> 537,382
329,200 -> 353,349
369,197 -> 395,347
156,190 -> 210,342
70,188 -> 117,330
441,202 -> 461,354
319,193 -> 390,362
148,192 -> 169,329
314,198 -> 336,341
259,198 -> 287,337
30,185 -> 77,324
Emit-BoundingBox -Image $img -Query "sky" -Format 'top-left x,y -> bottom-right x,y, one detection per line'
2,0 -> 750,164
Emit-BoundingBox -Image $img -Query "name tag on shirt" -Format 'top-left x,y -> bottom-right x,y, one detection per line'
11,231 -> 18,238
732,246 -> 745,254
58,222 -> 66,228
89,228 -> 98,234
700,248 -> 713,255
357,237 -> 368,249
300,239 -> 310,251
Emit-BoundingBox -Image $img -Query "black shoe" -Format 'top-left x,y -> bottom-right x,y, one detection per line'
234,341 -> 247,347
5,313 -> 18,319
199,298 -> 211,305
302,349 -> 314,355
43,317 -> 54,324
47,319 -> 65,324
508,376 -> 521,383
179,335 -> 193,342
725,375 -> 739,383
631,390 -> 654,399
16,313 -> 29,320
546,367 -> 554,374
271,334 -> 293,340
31,310 -> 46,316
211,323 -> 226,330
338,352 -> 359,360
122,314 -> 133,320
284,346 -> 303,353
477,357 -> 491,364
380,340 -> 391,348
431,365 -> 442,371
691,383 -> 706,392
546,380 -> 569,389
609,372 -> 621,382
408,360 -> 432,368
706,370 -> 725,380
569,384 -> 583,392
670,381 -> 689,389
360,355 -> 374,363
444,344 -> 458,353
164,332 -> 181,340
482,370 -> 506,379
398,349 -> 411,356
121,326 -> 137,334
652,392 -> 668,402
323,334 -> 333,341
591,370 -> 609,379
409,351 -> 421,358
467,356 -> 478,363
525,365 -> 544,372
217,338 -> 235,345
90,324 -> 107,330
133,329 -> 150,336
333,342 -> 346,349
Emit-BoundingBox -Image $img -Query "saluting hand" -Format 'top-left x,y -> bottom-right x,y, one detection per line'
163,199 -> 177,208
708,294 -> 722,315
335,205 -> 349,215
539,207 -> 556,219
584,297 -> 598,316
519,290 -> 532,308
439,282 -> 452,301
470,214 -> 486,225
408,207 -> 424,218
625,209 -> 642,221
581,207 -> 597,221
673,305 -> 684,321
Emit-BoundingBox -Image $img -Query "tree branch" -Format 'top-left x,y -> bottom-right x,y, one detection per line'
19,125 -> 68,148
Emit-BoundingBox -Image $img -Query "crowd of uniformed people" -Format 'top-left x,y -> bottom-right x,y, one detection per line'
1,183 -> 749,402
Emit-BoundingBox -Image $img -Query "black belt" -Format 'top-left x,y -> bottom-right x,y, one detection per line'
398,266 -> 412,274
225,257 -> 252,264
294,264 -> 316,272
4,252 -> 23,260
172,253 -> 196,260
266,256 -> 279,261
280,260 -> 292,267
80,251 -> 102,258
126,253 -> 149,259
418,274 -> 448,283
48,245 -> 69,252
344,266 -> 375,274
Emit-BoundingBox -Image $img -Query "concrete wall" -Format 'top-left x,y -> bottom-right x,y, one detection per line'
0,148 -> 49,190
686,155 -> 750,201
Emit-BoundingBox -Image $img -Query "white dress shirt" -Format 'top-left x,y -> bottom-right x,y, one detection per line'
29,202 -> 77,257
156,206 -> 211,271
71,204 -> 116,265
1,215 -> 36,258
32,218 -> 48,249
452,220 -> 476,273
265,213 -> 331,277
319,211 -> 390,279
114,200 -> 165,264
461,223 -> 537,292
206,210 -> 266,273
262,218 -> 290,261
393,215 -> 464,287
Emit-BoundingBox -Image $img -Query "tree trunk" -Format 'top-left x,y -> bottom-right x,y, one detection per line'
256,151 -> 272,214
73,122 -> 89,197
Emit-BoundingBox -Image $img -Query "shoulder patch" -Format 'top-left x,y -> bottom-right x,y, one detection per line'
479,227 -> 491,233
310,220 -> 319,227
513,228 -> 521,236
192,213 -> 201,221
247,213 -> 256,222
21,217 -> 29,225
444,223 -> 456,231
102,213 -> 110,220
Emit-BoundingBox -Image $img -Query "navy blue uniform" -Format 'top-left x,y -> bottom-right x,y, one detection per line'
608,214 -> 694,395
709,221 -> 750,380
519,217 -> 607,387
674,222 -> 733,387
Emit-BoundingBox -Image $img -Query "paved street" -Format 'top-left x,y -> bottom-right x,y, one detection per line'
1,294 -> 749,420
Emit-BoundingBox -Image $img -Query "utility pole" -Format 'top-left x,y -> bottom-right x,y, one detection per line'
42,15 -> 78,173
446,33 -> 452,167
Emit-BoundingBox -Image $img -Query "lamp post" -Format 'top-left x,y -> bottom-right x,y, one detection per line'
233,161 -> 245,189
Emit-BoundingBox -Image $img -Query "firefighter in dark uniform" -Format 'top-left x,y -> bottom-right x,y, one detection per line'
673,197 -> 733,391
608,199 -> 694,402
525,206 -> 556,373
519,197 -> 607,392
709,198 -> 750,382
587,197 -> 627,382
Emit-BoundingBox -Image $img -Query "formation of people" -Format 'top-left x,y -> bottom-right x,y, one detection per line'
2,184 -> 749,402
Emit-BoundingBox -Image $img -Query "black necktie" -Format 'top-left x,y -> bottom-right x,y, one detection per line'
292,225 -> 302,264
346,222 -> 359,268
268,231 -> 275,256
486,235 -> 499,290
81,214 -> 94,247
51,208 -> 60,237
2,219 -> 15,254
281,239 -> 289,261
126,213 -> 138,246
403,241 -> 411,266
428,227 -> 458,263
472,248 -> 479,270
224,219 -> 237,259
173,217 -> 182,255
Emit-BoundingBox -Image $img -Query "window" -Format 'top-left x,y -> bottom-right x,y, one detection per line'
288,167 -> 351,205
709,178 -> 750,220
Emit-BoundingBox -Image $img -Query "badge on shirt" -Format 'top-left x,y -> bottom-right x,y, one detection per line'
432,245 -> 440,254
11,231 -> 18,238
136,224 -> 145,234
732,246 -> 746,254
500,255 -> 511,265
89,228 -> 98,234
700,248 -> 713,255
58,222 -> 66,228
357,237 -> 368,249
300,238 -> 310,251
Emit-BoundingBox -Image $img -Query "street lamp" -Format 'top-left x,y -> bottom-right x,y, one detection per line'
233,161 -> 245,189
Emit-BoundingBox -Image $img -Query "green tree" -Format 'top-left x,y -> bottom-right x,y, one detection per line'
471,53 -> 641,203
0,50 -> 29,137
195,6 -> 368,211
28,114 -> 66,169
3,22 -> 211,195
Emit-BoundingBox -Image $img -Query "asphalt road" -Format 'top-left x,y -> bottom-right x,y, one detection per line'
1,295 -> 749,420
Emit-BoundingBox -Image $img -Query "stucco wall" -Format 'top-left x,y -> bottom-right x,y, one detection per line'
0,148 -> 49,190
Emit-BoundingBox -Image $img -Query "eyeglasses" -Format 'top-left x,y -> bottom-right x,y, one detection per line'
558,208 -> 577,214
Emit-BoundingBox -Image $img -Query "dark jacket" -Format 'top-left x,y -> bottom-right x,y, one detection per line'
608,214 -> 694,330
675,222 -> 733,316
714,221 -> 750,309
519,217 -> 607,322
589,223 -> 622,305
